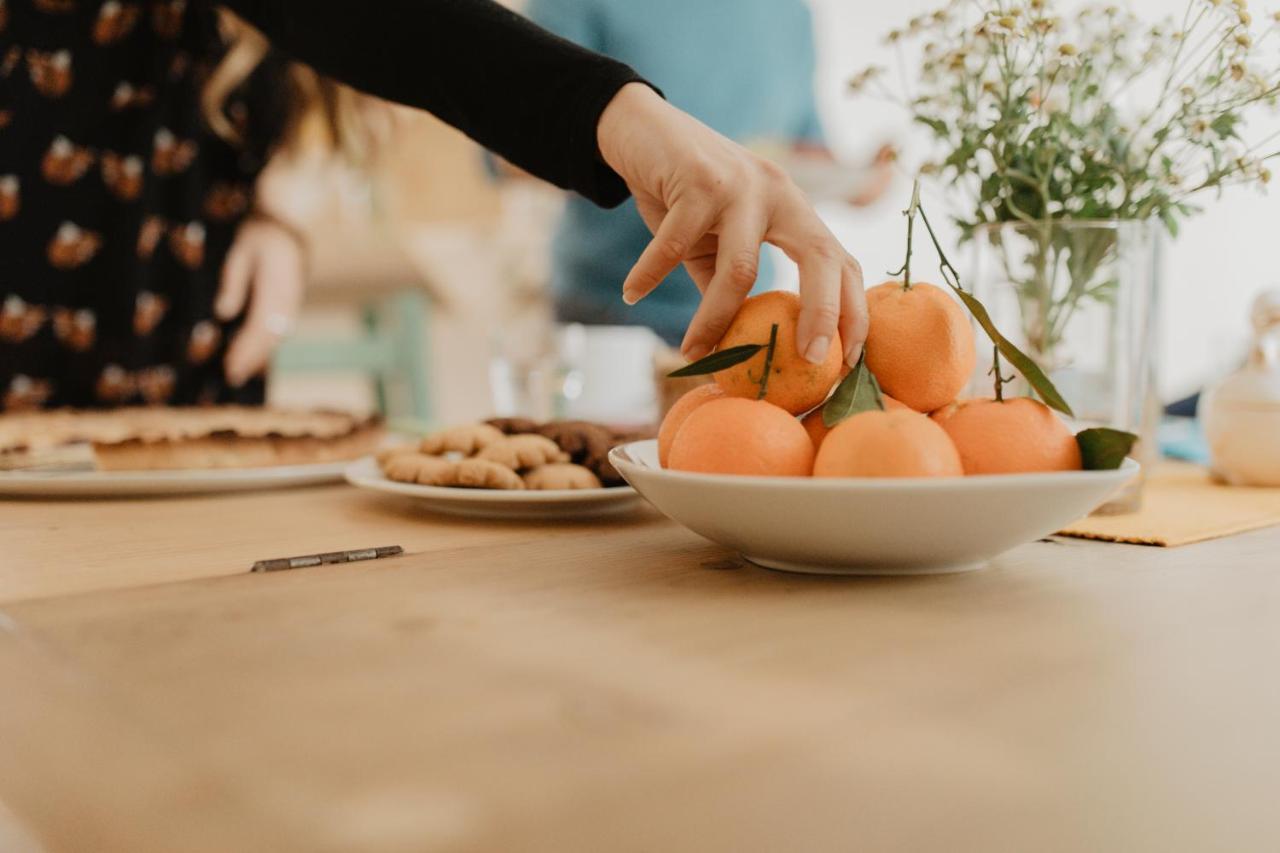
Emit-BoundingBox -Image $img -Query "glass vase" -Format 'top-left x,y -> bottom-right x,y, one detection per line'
970,220 -> 1160,513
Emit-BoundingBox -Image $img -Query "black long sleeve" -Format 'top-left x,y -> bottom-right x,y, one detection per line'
220,0 -> 648,207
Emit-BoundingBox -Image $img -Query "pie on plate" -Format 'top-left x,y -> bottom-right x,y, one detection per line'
0,407 -> 382,472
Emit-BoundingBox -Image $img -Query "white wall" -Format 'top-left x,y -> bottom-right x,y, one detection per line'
806,0 -> 1279,401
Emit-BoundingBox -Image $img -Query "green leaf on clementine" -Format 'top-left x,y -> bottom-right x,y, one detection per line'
667,344 -> 764,378
822,352 -> 884,427
1076,427 -> 1138,470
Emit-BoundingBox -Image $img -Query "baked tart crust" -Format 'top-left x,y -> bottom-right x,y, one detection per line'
0,407 -> 382,471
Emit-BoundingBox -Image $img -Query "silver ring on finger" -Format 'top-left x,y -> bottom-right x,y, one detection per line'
263,312 -> 294,338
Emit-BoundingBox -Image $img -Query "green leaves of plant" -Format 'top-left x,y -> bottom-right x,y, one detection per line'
914,115 -> 949,138
822,353 -> 884,427
1076,427 -> 1138,470
949,285 -> 1075,417
667,344 -> 763,378
1210,112 -> 1240,140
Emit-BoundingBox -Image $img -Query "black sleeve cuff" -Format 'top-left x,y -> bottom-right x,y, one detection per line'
219,0 -> 661,209
564,72 -> 657,209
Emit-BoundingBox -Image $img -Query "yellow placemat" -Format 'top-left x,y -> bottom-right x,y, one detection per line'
1059,462 -> 1280,546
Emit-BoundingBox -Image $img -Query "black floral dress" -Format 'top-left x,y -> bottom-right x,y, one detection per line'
0,0 -> 289,411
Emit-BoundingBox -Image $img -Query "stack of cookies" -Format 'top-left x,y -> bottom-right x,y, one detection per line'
377,419 -> 651,491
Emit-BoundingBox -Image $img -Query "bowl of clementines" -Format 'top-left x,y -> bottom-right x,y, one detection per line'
610,285 -> 1139,576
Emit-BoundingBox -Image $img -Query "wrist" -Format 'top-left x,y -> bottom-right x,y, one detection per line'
246,208 -> 308,253
596,82 -> 665,180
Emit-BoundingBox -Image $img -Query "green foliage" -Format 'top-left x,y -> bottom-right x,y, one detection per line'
1076,427 -> 1139,470
667,345 -> 763,377
822,353 -> 884,428
852,1 -> 1280,237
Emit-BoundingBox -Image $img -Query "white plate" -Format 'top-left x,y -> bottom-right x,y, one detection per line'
0,461 -> 348,498
343,456 -> 642,520
610,440 -> 1139,575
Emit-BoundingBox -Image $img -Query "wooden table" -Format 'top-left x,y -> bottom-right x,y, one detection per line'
1,486 -> 1278,852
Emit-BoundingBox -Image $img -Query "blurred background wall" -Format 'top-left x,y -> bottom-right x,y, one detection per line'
812,0 -> 1280,403
272,0 -> 1276,421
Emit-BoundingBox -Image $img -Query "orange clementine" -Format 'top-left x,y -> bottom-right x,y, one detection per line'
813,409 -> 962,478
800,394 -> 912,451
931,397 -> 1081,474
863,281 -> 976,413
800,409 -> 830,450
668,397 -> 814,477
713,291 -> 843,415
658,383 -> 726,467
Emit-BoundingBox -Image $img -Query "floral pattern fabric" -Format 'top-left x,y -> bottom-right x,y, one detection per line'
0,0 -> 286,410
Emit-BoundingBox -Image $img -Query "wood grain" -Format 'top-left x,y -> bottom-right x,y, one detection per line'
1,485 -> 1278,851
0,486 -> 664,604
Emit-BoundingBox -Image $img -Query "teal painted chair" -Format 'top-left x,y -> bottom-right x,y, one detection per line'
272,288 -> 433,427
271,220 -> 437,429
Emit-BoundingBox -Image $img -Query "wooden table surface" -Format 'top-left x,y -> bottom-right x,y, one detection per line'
1,485 -> 1278,852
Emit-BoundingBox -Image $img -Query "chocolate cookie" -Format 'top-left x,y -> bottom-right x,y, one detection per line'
485,417 -> 541,435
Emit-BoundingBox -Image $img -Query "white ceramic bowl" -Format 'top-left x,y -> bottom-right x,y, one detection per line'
609,440 -> 1139,575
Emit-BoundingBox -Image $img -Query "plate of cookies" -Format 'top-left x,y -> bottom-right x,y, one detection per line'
344,418 -> 649,519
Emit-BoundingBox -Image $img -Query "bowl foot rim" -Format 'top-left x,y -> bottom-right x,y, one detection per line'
742,554 -> 988,577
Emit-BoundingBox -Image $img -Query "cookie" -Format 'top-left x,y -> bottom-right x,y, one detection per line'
534,420 -> 621,483
382,452 -> 457,486
485,417 -> 541,436
476,434 -> 569,470
522,463 -> 602,491
375,444 -> 420,466
593,426 -> 655,486
419,423 -> 505,456
591,456 -> 625,487
451,458 -> 524,490
535,420 -> 613,462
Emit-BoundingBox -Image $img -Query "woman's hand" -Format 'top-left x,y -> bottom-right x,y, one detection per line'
597,83 -> 867,367
214,217 -> 306,387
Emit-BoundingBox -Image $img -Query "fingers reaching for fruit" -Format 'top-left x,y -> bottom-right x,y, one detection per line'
659,269 -> 1086,478
597,83 -> 867,368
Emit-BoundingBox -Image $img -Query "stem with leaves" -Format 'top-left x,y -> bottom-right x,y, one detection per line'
887,181 -> 921,289
669,324 -> 781,402
988,344 -> 1015,402
915,201 -> 962,293
910,185 -> 1075,416
753,324 -> 779,400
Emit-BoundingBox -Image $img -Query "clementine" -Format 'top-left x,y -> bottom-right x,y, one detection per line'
863,281 -> 976,413
668,397 -> 814,476
931,397 -> 1081,474
800,394 -> 912,451
713,291 -> 843,415
813,409 -> 962,478
657,383 -> 726,467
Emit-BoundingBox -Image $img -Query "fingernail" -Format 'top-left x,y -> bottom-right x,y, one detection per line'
845,342 -> 863,367
804,335 -> 831,365
622,290 -> 638,306
682,343 -> 711,362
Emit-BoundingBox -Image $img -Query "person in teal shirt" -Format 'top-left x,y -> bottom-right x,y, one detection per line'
527,0 -> 829,346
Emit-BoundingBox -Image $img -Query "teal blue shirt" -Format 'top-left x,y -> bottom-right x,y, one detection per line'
527,0 -> 823,345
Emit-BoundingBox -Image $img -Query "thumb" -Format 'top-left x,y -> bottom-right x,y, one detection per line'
215,238 -> 254,320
